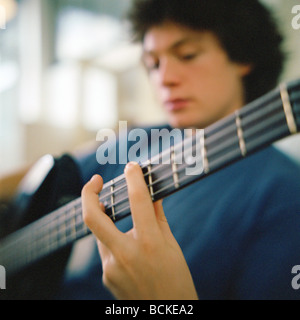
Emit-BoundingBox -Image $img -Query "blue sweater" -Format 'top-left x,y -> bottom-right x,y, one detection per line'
57,126 -> 300,300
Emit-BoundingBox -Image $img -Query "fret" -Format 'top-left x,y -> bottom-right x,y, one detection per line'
58,212 -> 67,246
48,221 -> 57,252
291,91 -> 300,128
147,161 -> 155,200
70,207 -> 77,240
100,177 -> 131,221
235,111 -> 247,157
200,130 -> 210,174
32,229 -> 41,262
72,198 -> 91,240
79,213 -> 89,236
100,186 -> 111,213
110,179 -> 116,221
43,224 -> 51,252
49,216 -> 58,251
171,146 -> 180,188
28,231 -> 35,263
280,83 -> 298,134
34,227 -> 45,261
74,207 -> 88,238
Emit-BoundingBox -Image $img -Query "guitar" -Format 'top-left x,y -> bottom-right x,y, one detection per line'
0,79 -> 300,299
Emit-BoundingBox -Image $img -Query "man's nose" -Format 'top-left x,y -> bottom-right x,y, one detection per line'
158,59 -> 181,87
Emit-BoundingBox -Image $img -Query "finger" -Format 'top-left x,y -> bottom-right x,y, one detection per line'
82,174 -> 123,249
124,162 -> 158,232
153,200 -> 182,250
153,200 -> 173,236
153,200 -> 168,223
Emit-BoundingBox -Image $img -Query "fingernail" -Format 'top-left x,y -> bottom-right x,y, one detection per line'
125,161 -> 137,172
91,174 -> 99,182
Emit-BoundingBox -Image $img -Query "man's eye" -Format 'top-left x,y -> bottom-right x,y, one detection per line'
143,58 -> 160,71
181,53 -> 197,61
147,61 -> 160,70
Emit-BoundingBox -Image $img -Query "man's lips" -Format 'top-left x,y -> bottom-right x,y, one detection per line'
164,99 -> 190,111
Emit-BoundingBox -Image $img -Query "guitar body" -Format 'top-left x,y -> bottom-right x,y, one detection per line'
0,154 -> 83,300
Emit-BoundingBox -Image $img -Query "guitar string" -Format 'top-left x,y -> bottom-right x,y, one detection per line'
1,88 -> 300,271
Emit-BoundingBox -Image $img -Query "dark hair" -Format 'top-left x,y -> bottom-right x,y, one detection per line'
127,0 -> 285,104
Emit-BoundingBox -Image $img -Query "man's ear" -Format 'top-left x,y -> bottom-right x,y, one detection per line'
237,63 -> 253,77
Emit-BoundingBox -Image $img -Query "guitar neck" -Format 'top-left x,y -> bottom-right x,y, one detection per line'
1,79 -> 300,277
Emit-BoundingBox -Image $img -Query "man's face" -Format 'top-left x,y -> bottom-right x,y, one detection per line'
143,22 -> 251,129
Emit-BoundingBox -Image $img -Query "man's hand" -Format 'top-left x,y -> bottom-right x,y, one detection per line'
82,161 -> 198,300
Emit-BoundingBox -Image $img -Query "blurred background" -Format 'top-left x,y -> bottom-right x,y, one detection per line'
0,0 -> 300,177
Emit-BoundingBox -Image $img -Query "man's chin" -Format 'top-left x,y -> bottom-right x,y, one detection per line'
168,116 -> 201,130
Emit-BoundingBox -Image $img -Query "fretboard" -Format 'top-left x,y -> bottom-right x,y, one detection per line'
1,79 -> 300,277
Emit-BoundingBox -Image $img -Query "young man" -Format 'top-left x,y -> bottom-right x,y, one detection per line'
75,0 -> 300,300
1,0 -> 299,300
